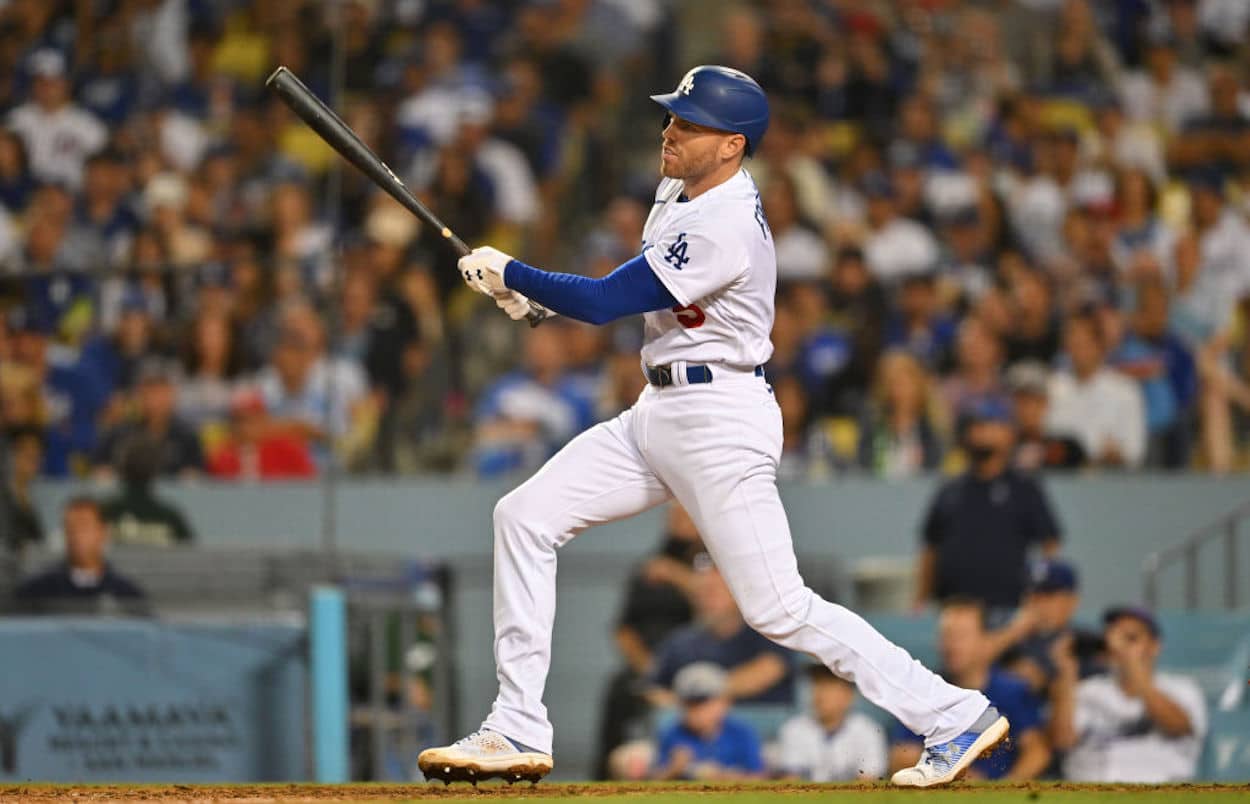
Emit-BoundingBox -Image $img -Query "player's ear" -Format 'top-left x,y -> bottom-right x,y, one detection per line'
722,133 -> 747,162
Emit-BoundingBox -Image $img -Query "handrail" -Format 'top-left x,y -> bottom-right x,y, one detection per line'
1143,499 -> 1250,609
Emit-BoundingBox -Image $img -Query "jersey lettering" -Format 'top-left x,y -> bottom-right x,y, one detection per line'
753,191 -> 770,239
664,233 -> 690,270
672,303 -> 705,328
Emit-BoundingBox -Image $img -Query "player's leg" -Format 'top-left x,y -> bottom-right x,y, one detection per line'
419,406 -> 670,782
645,382 -> 1004,786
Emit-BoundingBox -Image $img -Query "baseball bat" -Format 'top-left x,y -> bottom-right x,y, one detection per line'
264,66 -> 548,327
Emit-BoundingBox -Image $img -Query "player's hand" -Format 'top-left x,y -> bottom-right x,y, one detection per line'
493,290 -> 532,321
459,246 -> 512,295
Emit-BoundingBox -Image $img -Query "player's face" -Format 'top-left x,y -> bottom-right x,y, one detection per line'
660,115 -> 737,180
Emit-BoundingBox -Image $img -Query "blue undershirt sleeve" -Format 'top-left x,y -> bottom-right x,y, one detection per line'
503,254 -> 678,326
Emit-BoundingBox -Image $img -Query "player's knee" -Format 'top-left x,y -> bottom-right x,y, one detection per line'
741,585 -> 813,642
493,492 -> 526,531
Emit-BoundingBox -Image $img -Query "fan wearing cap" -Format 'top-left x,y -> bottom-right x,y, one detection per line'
1051,606 -> 1207,782
984,558 -> 1104,696
6,49 -> 107,190
775,665 -> 888,781
651,663 -> 764,781
916,397 -> 1063,615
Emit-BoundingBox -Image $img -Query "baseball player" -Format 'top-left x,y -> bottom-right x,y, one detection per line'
418,66 -> 1007,788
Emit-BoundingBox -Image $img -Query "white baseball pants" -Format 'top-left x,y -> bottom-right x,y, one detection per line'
482,372 -> 988,754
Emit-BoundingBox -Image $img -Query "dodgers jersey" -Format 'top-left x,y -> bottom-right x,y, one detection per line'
640,169 -> 777,369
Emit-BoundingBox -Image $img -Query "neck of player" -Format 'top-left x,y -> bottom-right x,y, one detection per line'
682,158 -> 742,200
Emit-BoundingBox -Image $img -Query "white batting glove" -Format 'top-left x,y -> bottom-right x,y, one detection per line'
493,290 -> 533,321
459,246 -> 512,296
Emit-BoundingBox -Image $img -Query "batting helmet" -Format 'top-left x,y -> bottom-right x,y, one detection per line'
650,66 -> 770,156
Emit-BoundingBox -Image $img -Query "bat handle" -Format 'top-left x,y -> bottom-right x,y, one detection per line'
524,302 -> 550,328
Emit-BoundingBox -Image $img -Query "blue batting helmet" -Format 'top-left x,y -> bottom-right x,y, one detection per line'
650,66 -> 770,156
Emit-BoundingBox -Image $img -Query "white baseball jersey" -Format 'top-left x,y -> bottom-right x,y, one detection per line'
7,103 -> 107,191
1062,672 -> 1207,782
640,169 -> 776,369
776,712 -> 889,781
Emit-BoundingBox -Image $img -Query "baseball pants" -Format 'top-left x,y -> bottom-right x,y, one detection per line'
482,371 -> 989,754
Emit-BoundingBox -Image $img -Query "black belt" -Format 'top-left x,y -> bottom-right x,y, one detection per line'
644,364 -> 765,387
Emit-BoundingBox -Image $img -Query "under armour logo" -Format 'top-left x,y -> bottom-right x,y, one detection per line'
664,233 -> 690,269
677,71 -> 696,96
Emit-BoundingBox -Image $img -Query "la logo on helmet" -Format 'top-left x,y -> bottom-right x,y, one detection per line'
678,71 -> 696,96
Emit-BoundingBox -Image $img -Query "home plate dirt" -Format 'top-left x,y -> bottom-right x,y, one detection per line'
1,782 -> 1247,804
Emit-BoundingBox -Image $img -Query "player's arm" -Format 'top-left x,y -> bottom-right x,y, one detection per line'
725,653 -> 788,700
459,247 -> 677,325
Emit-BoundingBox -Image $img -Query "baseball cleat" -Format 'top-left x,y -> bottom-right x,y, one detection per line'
417,729 -> 553,785
890,706 -> 1009,788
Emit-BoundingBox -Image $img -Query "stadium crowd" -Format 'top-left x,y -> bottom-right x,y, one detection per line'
595,502 -> 1206,783
3,0 -> 1250,501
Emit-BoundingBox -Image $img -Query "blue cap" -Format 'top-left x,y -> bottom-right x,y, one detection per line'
1103,605 -> 1161,638
651,66 -> 770,156
1028,558 -> 1078,593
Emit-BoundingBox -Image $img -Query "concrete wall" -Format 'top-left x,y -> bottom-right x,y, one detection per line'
28,474 -> 1250,779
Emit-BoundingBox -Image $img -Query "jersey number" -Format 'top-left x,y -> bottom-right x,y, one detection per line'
672,303 -> 705,328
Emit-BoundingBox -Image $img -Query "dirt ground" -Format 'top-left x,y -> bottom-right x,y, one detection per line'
2,782 -> 1248,804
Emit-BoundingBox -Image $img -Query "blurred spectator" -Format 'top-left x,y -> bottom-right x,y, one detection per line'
6,307 -> 107,477
1005,270 -> 1062,368
0,426 -> 44,551
940,317 -> 1010,427
985,558 -> 1104,697
1008,362 -> 1087,470
0,128 -> 35,212
1168,63 -> 1250,178
775,665 -> 887,781
596,504 -> 703,779
889,598 -> 1051,781
1118,31 -> 1207,135
1109,168 -> 1175,281
650,662 -> 764,781
885,274 -> 956,371
862,172 -> 940,284
177,311 -> 243,434
207,388 -> 316,481
916,400 -> 1062,614
649,563 -> 795,707
472,323 -> 595,477
1046,310 -> 1147,468
826,246 -> 887,416
764,175 -> 828,281
255,301 -> 375,469
93,357 -> 203,479
776,281 -> 852,418
1109,281 -> 1196,468
14,496 -> 146,613
101,431 -> 194,546
1052,606 -> 1207,782
6,49 -> 106,190
857,350 -> 943,478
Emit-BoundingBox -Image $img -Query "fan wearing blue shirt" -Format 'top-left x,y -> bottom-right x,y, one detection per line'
890,598 -> 1051,781
652,662 -> 764,781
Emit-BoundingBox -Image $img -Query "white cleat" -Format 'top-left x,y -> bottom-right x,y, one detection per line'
417,729 -> 553,785
890,706 -> 1010,788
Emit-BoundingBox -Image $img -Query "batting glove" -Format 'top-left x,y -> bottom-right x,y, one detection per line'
493,290 -> 533,321
459,246 -> 512,296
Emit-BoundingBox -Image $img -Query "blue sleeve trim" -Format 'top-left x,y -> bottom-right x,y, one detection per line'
503,255 -> 677,325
